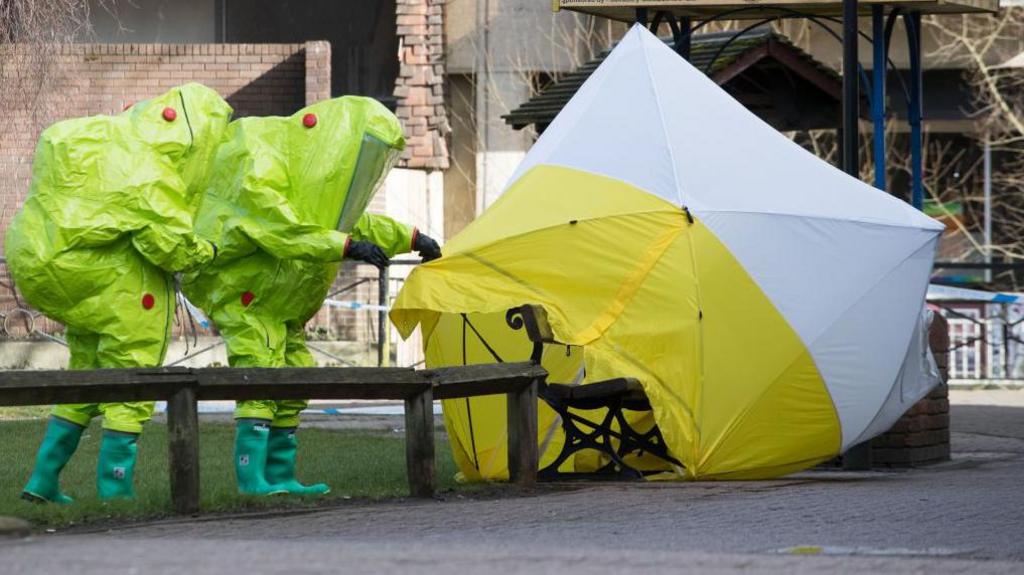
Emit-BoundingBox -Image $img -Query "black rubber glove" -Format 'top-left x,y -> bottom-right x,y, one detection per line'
344,240 -> 389,269
413,232 -> 442,262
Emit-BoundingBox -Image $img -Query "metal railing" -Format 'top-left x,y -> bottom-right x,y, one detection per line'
933,302 -> 1024,382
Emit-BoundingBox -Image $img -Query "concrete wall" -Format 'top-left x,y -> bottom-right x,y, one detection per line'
385,167 -> 445,367
446,0 -> 616,74
444,75 -> 479,238
445,0 -> 625,215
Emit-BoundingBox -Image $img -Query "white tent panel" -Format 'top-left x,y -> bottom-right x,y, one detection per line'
506,26 -> 682,207
698,211 -> 938,347
807,238 -> 938,449
513,25 -> 940,233
850,307 -> 942,446
636,26 -> 941,231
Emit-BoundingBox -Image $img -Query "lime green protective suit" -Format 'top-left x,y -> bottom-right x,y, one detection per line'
6,83 -> 232,434
183,96 -> 415,427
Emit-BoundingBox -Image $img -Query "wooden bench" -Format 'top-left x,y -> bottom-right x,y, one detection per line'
0,362 -> 546,514
506,305 -> 681,479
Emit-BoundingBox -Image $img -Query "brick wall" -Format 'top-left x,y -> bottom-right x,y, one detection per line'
871,313 -> 953,467
0,41 -> 329,246
394,0 -> 450,170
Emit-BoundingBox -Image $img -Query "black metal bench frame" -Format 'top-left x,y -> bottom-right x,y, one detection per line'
504,305 -> 682,479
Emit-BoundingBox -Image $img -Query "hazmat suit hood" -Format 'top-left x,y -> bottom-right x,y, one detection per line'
6,82 -> 232,333
283,96 -> 406,232
127,82 -> 234,210
189,96 -> 408,265
183,95 -> 416,345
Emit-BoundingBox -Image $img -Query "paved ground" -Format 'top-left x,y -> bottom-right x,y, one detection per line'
2,390 -> 1023,574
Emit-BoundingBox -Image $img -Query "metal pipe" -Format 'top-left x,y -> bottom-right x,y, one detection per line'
679,16 -> 692,60
378,265 -> 390,367
872,6 -> 887,191
841,0 -> 860,179
984,138 -> 993,283
905,11 -> 924,209
1003,313 -> 1010,379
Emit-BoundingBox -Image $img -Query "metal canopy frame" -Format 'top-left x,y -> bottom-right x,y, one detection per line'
555,0 -> 998,21
634,4 -> 922,206
557,0 -> 994,208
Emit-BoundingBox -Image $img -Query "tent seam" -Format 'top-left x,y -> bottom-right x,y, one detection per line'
444,210 -> 681,260
392,212 -> 684,338
638,27 -> 685,208
696,208 -> 944,232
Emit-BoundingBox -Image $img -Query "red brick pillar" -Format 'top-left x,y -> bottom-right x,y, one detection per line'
871,313 -> 951,466
304,41 -> 331,106
393,0 -> 449,170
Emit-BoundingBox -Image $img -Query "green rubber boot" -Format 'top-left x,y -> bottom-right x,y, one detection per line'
22,417 -> 85,504
266,427 -> 330,496
97,430 -> 140,500
235,419 -> 288,496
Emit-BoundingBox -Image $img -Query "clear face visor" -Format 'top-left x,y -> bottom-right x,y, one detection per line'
336,133 -> 401,232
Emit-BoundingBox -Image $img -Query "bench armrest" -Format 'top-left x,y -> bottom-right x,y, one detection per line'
506,305 -> 556,344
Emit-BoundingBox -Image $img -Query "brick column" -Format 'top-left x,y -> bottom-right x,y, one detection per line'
305,41 -> 331,106
871,313 -> 952,467
393,0 -> 450,170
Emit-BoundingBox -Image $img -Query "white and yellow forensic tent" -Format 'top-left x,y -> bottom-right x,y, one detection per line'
391,24 -> 945,480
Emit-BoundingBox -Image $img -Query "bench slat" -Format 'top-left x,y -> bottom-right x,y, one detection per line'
0,382 -> 191,406
195,367 -> 429,400
427,362 -> 547,400
0,368 -> 196,387
193,367 -> 425,385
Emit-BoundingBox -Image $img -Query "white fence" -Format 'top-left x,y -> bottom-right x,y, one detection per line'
939,303 -> 1024,382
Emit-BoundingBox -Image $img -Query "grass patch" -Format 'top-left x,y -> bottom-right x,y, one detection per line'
0,418 -> 459,527
0,405 -> 50,420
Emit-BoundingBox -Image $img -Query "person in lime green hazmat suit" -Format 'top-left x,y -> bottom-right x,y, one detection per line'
183,96 -> 441,496
8,83 -> 232,503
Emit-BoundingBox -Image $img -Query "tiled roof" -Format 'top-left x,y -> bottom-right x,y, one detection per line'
503,28 -> 840,129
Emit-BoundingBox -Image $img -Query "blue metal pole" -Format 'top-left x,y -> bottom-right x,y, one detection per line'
905,11 -> 924,209
872,6 -> 887,191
